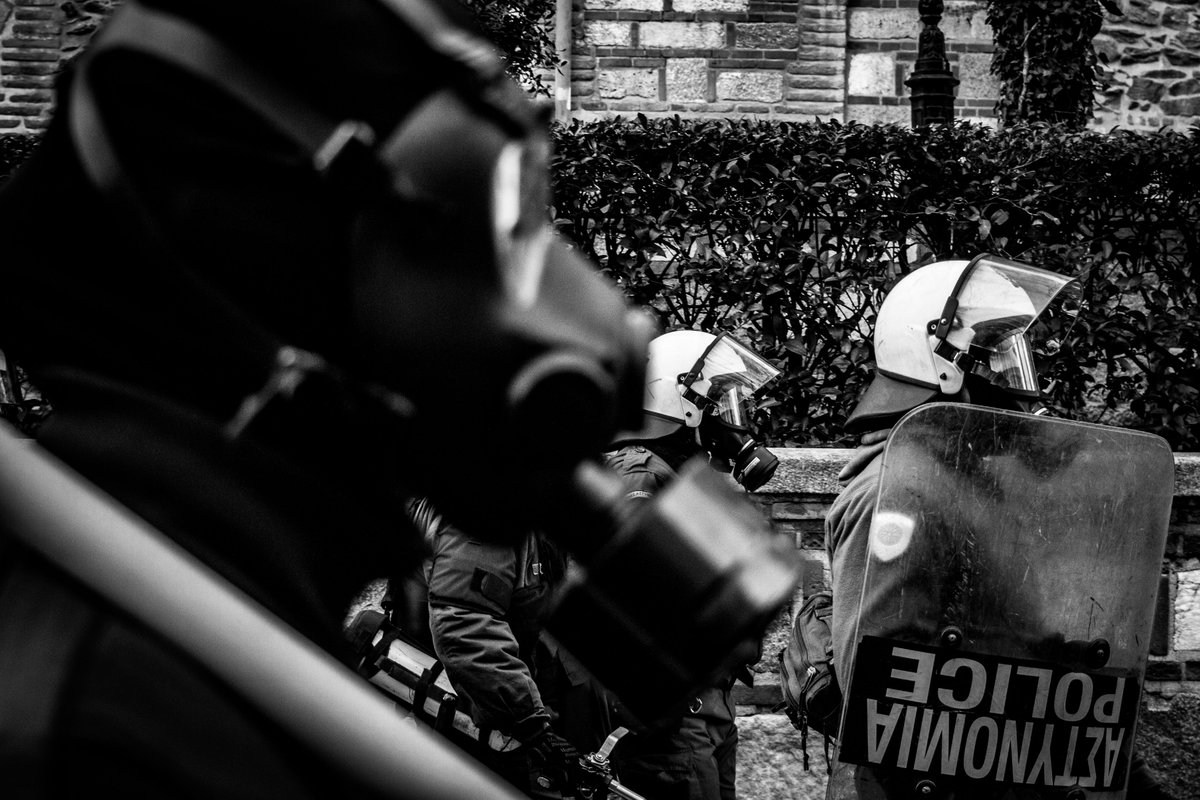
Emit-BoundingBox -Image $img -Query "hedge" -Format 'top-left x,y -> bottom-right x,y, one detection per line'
2,120 -> 1198,450
549,117 -> 1200,450
0,134 -> 39,183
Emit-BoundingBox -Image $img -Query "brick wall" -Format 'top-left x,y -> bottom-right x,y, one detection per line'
571,0 -> 846,120
0,0 -> 66,133
732,447 -> 1200,799
3,1 -> 1198,132
844,0 -> 997,126
0,0 -> 113,133
568,0 -> 1200,131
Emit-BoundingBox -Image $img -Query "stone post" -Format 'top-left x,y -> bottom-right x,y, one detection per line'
904,0 -> 958,126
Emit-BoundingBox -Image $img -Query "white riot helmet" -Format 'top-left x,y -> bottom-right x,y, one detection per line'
846,254 -> 1080,433
640,330 -> 781,490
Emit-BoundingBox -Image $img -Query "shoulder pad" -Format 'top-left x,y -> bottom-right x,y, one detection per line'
602,445 -> 676,495
406,496 -> 446,551
602,445 -> 654,472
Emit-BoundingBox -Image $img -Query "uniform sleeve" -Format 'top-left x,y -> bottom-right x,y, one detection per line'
824,452 -> 883,690
424,525 -> 548,738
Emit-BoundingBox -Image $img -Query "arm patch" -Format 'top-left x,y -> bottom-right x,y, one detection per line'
426,530 -> 518,616
471,567 -> 513,610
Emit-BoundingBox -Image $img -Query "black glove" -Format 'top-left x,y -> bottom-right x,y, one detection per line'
526,728 -> 582,794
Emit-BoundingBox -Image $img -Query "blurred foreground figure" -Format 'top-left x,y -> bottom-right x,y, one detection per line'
823,255 -> 1176,800
0,1 -> 799,797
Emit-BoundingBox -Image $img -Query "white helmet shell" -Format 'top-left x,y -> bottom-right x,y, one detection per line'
847,255 -> 1079,433
644,330 -> 721,430
874,260 -> 974,395
636,330 -> 780,439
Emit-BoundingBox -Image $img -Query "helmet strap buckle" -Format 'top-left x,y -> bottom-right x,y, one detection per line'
225,346 -> 331,439
933,339 -> 976,372
681,385 -> 714,414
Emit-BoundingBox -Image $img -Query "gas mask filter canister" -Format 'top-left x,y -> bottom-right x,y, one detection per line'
699,414 -> 779,492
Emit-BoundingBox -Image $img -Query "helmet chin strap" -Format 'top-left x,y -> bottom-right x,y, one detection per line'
677,332 -> 729,416
223,345 -> 417,441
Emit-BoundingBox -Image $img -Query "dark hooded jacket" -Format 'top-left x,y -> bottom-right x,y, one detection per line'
0,0 -> 491,796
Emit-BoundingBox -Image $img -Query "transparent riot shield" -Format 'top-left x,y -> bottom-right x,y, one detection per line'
829,404 -> 1173,800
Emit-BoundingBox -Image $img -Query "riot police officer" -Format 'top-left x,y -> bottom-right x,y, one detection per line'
825,255 -> 1175,800
593,329 -> 781,800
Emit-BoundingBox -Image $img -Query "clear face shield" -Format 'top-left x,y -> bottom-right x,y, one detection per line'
934,256 -> 1081,398
969,319 -> 1041,395
688,335 -> 781,427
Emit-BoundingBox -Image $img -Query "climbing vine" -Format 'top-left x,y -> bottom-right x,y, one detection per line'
461,0 -> 559,96
986,0 -> 1120,129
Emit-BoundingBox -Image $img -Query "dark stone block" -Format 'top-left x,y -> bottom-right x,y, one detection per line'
1162,96 -> 1200,115
1151,573 -> 1170,656
1168,77 -> 1200,96
1129,76 -> 1166,102
1165,47 -> 1200,67
1145,660 -> 1183,681
733,682 -> 782,707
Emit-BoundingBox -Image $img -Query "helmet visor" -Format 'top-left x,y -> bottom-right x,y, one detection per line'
695,335 -> 780,427
957,257 -> 1081,395
972,329 -> 1040,394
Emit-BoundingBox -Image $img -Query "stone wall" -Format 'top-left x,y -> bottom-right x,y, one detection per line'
3,1 -> 1198,132
569,0 -> 1200,131
733,447 -> 1200,799
571,0 -> 845,120
1094,0 -> 1200,131
844,0 -> 997,127
571,0 -> 846,120
0,0 -> 113,133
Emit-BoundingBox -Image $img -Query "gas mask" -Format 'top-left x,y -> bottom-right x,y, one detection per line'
698,413 -> 779,492
678,334 -> 780,492
345,84 -> 656,537
547,456 -> 799,730
66,0 -> 800,731
66,0 -> 653,541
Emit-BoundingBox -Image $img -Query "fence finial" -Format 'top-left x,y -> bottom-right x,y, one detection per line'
904,0 -> 959,126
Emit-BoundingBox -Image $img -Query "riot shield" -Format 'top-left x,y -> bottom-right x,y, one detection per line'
829,404 -> 1173,800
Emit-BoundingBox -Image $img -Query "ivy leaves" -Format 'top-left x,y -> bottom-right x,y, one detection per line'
460,0 -> 558,96
550,117 -> 1200,449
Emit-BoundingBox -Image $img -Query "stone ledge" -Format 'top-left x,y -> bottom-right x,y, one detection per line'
756,448 -> 1200,499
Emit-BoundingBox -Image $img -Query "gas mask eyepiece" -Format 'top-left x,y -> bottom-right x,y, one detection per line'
676,334 -> 779,491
